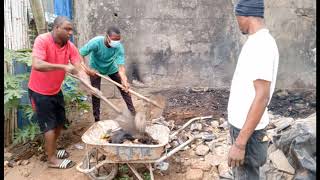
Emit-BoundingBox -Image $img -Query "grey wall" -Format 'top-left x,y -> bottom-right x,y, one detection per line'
73,0 -> 316,89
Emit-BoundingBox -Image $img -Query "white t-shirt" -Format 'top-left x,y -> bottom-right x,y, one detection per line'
227,28 -> 279,130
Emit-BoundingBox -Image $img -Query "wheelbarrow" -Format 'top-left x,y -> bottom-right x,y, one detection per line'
76,116 -> 213,180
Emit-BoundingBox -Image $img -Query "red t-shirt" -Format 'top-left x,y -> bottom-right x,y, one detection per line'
28,33 -> 80,95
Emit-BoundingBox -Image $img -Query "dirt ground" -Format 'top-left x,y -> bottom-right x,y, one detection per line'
4,87 -> 316,180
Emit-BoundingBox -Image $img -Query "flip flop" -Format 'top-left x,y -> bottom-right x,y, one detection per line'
48,159 -> 75,169
56,149 -> 70,159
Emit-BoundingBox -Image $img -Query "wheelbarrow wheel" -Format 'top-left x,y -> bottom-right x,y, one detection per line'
88,164 -> 118,180
81,148 -> 118,180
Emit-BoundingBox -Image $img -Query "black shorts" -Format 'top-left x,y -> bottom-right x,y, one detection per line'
28,89 -> 66,133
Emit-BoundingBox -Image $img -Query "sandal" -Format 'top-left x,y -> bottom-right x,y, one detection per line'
56,149 -> 70,159
48,159 -> 75,169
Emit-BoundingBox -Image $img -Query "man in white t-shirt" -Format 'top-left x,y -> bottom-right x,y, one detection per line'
227,0 -> 279,179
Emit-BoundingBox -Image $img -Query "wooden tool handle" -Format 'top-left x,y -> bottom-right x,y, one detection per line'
95,72 -> 163,108
67,73 -> 122,114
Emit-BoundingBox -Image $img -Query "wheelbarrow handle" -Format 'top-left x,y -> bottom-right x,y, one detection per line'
155,135 -> 196,163
169,115 -> 212,139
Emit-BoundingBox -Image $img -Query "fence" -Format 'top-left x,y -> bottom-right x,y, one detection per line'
4,0 -> 31,146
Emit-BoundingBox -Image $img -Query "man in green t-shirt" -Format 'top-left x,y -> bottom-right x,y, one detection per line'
79,26 -> 135,122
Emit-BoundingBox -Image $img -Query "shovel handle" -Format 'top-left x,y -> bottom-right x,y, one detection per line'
94,72 -> 163,108
67,73 -> 122,114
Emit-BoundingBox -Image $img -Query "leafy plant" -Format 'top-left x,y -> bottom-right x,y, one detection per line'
13,121 -> 40,144
20,104 -> 34,122
4,73 -> 29,112
62,76 -> 90,114
116,175 -> 130,180
143,172 -> 151,180
118,164 -> 129,174
4,48 -> 32,66
4,48 -> 31,114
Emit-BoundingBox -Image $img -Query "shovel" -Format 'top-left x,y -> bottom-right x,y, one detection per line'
80,63 -> 164,109
67,73 -> 146,134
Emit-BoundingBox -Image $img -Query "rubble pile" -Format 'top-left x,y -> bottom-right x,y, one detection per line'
155,115 -> 233,179
262,113 -> 316,179
156,110 -> 316,179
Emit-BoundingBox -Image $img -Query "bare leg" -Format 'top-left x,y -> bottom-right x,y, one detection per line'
54,125 -> 63,141
44,129 -> 61,165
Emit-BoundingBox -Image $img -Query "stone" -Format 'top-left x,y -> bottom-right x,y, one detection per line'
215,145 -> 229,157
4,152 -> 12,160
276,89 -> 289,98
195,145 -> 210,156
188,149 -> 196,156
21,160 -> 30,166
269,149 -> 295,174
185,168 -> 204,180
310,100 -> 316,107
219,117 -> 226,124
219,121 -> 229,129
17,160 -> 22,166
190,123 -> 202,131
267,143 -> 277,155
203,126 -> 213,132
268,113 -> 275,120
273,117 -> 294,131
171,140 -> 180,147
4,161 -> 9,167
7,160 -> 15,167
206,168 -> 220,180
211,121 -> 220,128
295,103 -> 305,109
205,153 -> 224,166
22,170 -> 31,177
199,132 -> 215,141
183,159 -> 193,166
218,161 -> 232,178
191,160 -> 212,171
205,141 -> 215,152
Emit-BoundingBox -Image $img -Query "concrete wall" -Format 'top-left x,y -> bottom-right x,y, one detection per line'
73,0 -> 316,89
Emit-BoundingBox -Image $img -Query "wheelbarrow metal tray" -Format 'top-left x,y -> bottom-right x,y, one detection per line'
81,120 -> 170,162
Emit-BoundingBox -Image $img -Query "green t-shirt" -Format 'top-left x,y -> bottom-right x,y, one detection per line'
79,36 -> 125,75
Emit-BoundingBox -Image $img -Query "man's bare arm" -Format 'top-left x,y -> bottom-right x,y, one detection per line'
118,65 -> 127,81
118,65 -> 129,92
78,55 -> 97,76
32,56 -> 71,72
235,79 -> 271,147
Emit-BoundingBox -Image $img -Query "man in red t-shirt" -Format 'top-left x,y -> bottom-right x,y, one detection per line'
28,16 -> 89,169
